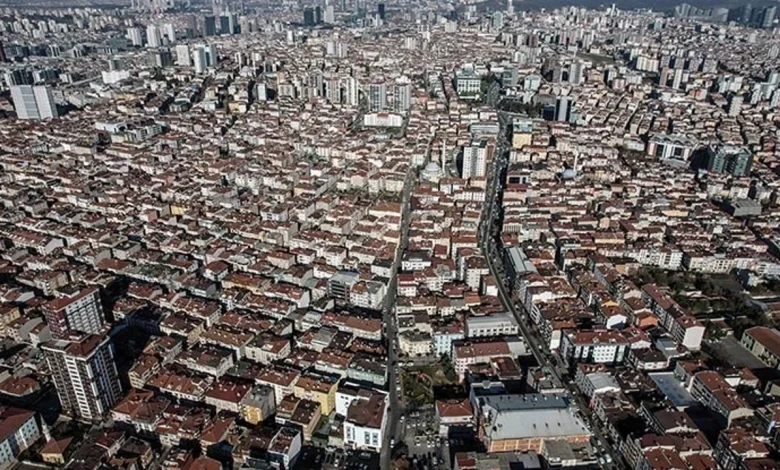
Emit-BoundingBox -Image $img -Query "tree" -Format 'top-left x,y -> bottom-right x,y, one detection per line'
705,320 -> 726,342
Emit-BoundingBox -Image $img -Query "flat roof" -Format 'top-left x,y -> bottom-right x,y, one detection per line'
648,372 -> 696,408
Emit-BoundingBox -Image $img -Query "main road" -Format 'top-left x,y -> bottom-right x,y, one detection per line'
380,167 -> 415,470
480,111 -> 623,470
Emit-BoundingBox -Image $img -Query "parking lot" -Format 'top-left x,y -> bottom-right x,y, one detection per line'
295,446 -> 380,470
402,409 -> 449,469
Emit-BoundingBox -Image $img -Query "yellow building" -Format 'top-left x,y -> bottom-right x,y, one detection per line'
293,374 -> 337,416
0,305 -> 20,327
240,385 -> 277,425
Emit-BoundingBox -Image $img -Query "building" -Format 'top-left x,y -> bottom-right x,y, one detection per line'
465,312 -> 519,338
327,271 -> 360,303
461,140 -> 492,179
452,338 -> 527,378
455,67 -> 481,97
146,25 -> 162,48
646,134 -> 698,163
368,82 -> 387,112
689,371 -> 753,426
10,85 -> 58,120
343,390 -> 388,451
42,287 -> 105,340
512,117 -> 533,149
293,373 -> 337,416
240,385 -> 276,425
193,46 -> 207,74
475,394 -> 590,453
726,199 -> 762,217
127,27 -> 144,46
706,144 -> 753,177
435,398 -> 473,437
740,326 -> 780,370
393,76 -> 412,113
267,426 -> 301,469
560,330 -> 629,366
175,44 -> 191,66
42,334 -> 122,422
0,406 -> 40,468
555,96 -> 573,122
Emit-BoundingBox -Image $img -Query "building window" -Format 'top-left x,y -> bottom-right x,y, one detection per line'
364,431 -> 370,444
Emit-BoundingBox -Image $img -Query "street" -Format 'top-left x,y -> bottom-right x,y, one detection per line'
479,111 -> 623,470
380,166 -> 415,470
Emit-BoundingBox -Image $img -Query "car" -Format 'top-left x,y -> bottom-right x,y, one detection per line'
605,455 -> 613,463
598,457 -> 605,465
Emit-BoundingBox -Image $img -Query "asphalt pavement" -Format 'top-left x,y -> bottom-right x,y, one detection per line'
479,110 -> 623,470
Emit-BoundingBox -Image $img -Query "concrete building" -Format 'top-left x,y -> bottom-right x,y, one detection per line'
706,144 -> 753,177
393,76 -> 411,113
461,140 -> 491,179
42,287 -> 105,340
465,312 -> 519,338
475,394 -> 590,453
689,371 -> 753,427
368,82 -> 387,112
42,334 -> 122,422
10,85 -> 58,120
560,330 -> 629,366
740,326 -> 780,370
646,134 -> 697,163
343,390 -> 388,451
0,407 -> 40,468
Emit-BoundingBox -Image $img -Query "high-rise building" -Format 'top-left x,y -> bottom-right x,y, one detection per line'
377,2 -> 386,21
176,44 -> 191,66
761,6 -> 776,28
10,85 -> 58,121
315,6 -> 322,24
42,287 -> 105,339
202,16 -> 217,36
0,40 -> 6,63
569,61 -> 584,85
343,76 -> 359,106
205,44 -> 218,66
42,334 -> 122,422
728,94 -> 743,116
193,46 -> 208,74
739,4 -> 753,24
127,27 -> 144,46
461,140 -> 491,179
706,144 -> 753,177
163,23 -> 176,42
219,15 -> 231,34
672,67 -> 684,90
324,5 -> 335,23
304,7 -> 315,26
147,48 -> 174,68
4,70 -> 32,87
555,96 -> 573,122
146,25 -> 162,48
368,82 -> 387,111
393,76 -> 411,113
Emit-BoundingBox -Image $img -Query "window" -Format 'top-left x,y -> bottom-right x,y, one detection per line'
364,431 -> 371,444
372,433 -> 379,447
